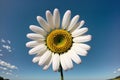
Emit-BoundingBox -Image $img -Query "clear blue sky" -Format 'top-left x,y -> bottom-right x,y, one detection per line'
0,0 -> 120,80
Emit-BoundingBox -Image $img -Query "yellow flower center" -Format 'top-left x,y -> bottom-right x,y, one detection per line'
46,29 -> 72,54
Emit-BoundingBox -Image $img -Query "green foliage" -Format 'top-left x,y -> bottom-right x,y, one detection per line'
0,76 -> 4,80
0,76 -> 9,80
109,75 -> 120,80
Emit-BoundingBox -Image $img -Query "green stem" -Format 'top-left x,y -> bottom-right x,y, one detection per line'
59,65 -> 64,80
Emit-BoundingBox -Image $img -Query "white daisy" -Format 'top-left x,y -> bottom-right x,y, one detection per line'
26,8 -> 91,72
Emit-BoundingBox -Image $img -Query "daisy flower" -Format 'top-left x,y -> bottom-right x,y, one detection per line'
26,8 -> 91,72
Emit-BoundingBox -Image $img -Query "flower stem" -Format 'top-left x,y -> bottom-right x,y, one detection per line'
59,65 -> 64,80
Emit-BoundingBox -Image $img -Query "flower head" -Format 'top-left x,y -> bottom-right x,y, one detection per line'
26,8 -> 91,71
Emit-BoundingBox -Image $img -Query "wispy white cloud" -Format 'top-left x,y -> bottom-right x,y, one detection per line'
1,38 -> 11,44
5,72 -> 12,75
0,59 -> 18,77
113,71 -> 117,74
2,45 -> 11,50
1,38 -> 6,43
2,44 -> 12,52
0,38 -> 13,53
2,71 -> 5,74
0,59 -> 18,70
0,65 -> 17,76
0,54 -> 3,56
8,49 -> 12,52
9,69 -> 12,72
0,66 -> 7,70
7,40 -> 11,44
4,72 -> 18,76
113,67 -> 120,74
117,68 -> 120,72
0,38 -> 18,77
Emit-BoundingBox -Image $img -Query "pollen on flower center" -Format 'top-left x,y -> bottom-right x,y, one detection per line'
46,29 -> 72,53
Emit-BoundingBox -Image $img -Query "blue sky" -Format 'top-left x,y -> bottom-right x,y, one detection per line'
0,0 -> 120,80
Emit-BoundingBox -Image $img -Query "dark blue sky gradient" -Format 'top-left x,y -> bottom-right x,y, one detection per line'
0,0 -> 120,80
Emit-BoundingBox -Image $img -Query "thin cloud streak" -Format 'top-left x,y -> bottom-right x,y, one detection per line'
0,54 -> 3,56
0,59 -> 18,69
1,38 -> 6,43
0,38 -> 13,53
113,67 -> 120,74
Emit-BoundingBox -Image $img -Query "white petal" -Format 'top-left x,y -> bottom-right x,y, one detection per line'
26,41 -> 38,48
44,53 -> 52,65
63,53 -> 73,69
29,44 -> 46,55
52,53 -> 60,72
72,45 -> 88,56
27,33 -> 45,40
68,50 -> 81,64
70,21 -> 80,33
43,57 -> 52,70
73,35 -> 92,43
77,20 -> 85,29
62,10 -> 71,29
37,16 -> 50,32
53,8 -> 60,29
32,56 -> 40,63
67,15 -> 80,31
73,43 -> 91,50
26,41 -> 44,48
36,46 -> 47,56
38,50 -> 51,66
72,27 -> 88,37
43,53 -> 53,70
46,10 -> 54,29
29,25 -> 47,36
36,39 -> 45,43
60,54 -> 68,71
